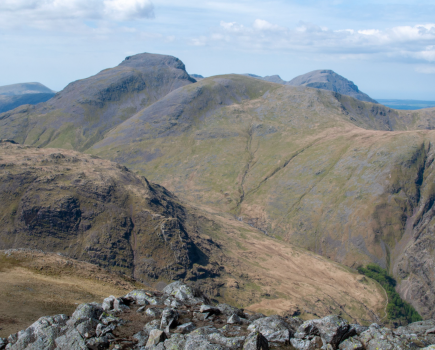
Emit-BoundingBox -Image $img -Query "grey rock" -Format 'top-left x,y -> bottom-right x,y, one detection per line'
137,306 -> 147,313
422,346 -> 435,350
68,303 -> 103,328
227,314 -> 242,325
187,326 -> 220,338
125,290 -> 156,305
162,334 -> 186,349
175,322 -> 196,334
0,338 -> 7,350
101,296 -> 116,311
86,336 -> 110,350
207,332 -> 245,349
217,304 -> 245,317
146,329 -> 167,347
338,336 -> 364,350
76,318 -> 98,338
54,328 -> 87,350
100,315 -> 119,326
291,336 -> 323,350
184,335 -> 226,350
146,308 -> 163,318
144,320 -> 161,334
247,315 -> 292,344
133,331 -> 149,347
162,281 -> 203,304
160,308 -> 179,331
350,324 -> 368,336
243,332 -> 269,350
359,324 -> 421,350
113,298 -> 129,312
95,323 -> 116,337
295,315 -> 353,349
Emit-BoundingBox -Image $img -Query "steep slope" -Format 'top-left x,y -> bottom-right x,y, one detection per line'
0,53 -> 196,151
0,141 -> 385,324
0,82 -> 54,95
287,70 -> 378,103
89,75 -> 435,318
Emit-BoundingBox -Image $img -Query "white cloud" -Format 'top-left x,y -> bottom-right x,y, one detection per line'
0,0 -> 154,30
191,20 -> 435,64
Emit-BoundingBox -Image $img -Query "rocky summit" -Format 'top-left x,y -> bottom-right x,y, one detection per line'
1,281 -> 434,350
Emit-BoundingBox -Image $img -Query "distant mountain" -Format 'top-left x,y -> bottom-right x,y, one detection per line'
0,53 -> 196,151
191,74 -> 205,81
0,82 -> 54,96
245,70 -> 377,103
0,82 -> 55,113
0,93 -> 55,113
287,69 -> 378,103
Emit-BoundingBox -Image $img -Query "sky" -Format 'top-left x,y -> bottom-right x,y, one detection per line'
0,0 -> 434,99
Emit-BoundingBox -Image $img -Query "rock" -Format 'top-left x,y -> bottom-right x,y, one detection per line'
133,331 -> 149,347
102,296 -> 116,311
144,320 -> 161,334
55,328 -> 88,350
137,306 -> 147,313
285,317 -> 303,330
164,297 -> 182,308
76,318 -> 98,338
291,336 -> 323,350
175,322 -> 196,334
188,326 -> 220,337
217,304 -> 245,317
200,305 -> 220,315
294,315 -> 353,349
100,315 -> 119,326
207,332 -> 246,349
247,315 -> 292,344
422,346 -> 435,350
113,298 -> 130,312
5,314 -> 68,350
86,336 -> 110,350
162,281 -> 199,302
160,308 -> 179,331
146,308 -> 163,318
95,323 -> 116,337
146,329 -> 167,347
338,336 -> 364,350
125,290 -> 156,305
162,334 -> 186,349
0,338 -> 7,350
68,303 -> 103,328
227,314 -> 242,325
243,332 -> 269,350
184,335 -> 226,350
350,324 -> 368,336
359,323 -> 421,350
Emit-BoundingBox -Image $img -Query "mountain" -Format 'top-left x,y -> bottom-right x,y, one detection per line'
0,82 -> 54,96
287,70 -> 378,103
88,74 -> 435,319
246,70 -> 378,103
2,54 -> 435,319
0,53 -> 196,151
0,82 -> 56,113
0,141 -> 385,326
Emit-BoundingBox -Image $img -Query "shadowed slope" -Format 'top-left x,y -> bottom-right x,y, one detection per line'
0,53 -> 195,151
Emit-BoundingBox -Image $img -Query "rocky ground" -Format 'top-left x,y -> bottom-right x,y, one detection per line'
2,281 -> 434,350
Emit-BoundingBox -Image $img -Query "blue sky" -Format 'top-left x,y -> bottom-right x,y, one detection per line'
0,0 -> 434,99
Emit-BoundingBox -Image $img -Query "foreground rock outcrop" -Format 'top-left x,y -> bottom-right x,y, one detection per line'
2,282 -> 434,350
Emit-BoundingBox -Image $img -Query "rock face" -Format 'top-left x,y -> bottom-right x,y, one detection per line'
0,53 -> 196,150
286,69 -> 378,103
3,282 -> 435,350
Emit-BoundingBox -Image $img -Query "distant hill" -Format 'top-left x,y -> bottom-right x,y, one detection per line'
0,82 -> 54,96
191,74 -> 205,81
0,93 -> 55,113
246,70 -> 377,103
378,99 -> 435,110
0,82 -> 55,113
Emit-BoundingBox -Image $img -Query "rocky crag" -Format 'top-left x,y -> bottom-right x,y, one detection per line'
1,281 -> 435,350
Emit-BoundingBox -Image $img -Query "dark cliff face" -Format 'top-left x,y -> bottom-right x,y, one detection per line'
0,142 -> 219,284
0,53 -> 196,151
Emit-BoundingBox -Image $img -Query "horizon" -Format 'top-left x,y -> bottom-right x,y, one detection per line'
1,0 -> 434,100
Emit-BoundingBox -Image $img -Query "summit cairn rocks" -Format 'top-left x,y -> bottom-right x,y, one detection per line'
3,281 -> 435,349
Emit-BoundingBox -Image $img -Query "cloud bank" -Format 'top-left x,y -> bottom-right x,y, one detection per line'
191,19 -> 435,66
0,0 -> 154,28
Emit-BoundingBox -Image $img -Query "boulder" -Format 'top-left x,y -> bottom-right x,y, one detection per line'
175,322 -> 196,334
160,308 -> 179,331
125,290 -> 157,305
86,336 -> 110,350
291,336 -> 323,350
54,328 -> 87,350
144,319 -> 161,334
359,323 -> 423,350
101,296 -> 116,311
146,308 -> 163,318
247,315 -> 292,344
227,314 -> 242,325
133,331 -> 148,347
0,338 -> 7,350
146,329 -> 167,347
184,335 -> 226,350
338,336 -> 364,350
207,332 -> 246,349
217,304 -> 245,317
243,332 -> 269,350
162,281 -> 199,302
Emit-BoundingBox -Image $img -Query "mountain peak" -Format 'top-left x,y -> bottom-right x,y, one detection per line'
287,69 -> 377,103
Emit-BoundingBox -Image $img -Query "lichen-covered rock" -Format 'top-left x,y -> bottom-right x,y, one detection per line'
162,334 -> 186,350
86,336 -> 110,350
67,303 -> 102,328
422,346 -> 435,350
290,336 -> 323,350
125,290 -> 157,305
160,308 -> 179,331
217,304 -> 245,318
101,296 -> 116,311
175,322 -> 196,334
54,328 -> 87,350
146,329 -> 167,347
184,335 -> 226,350
338,336 -> 364,350
247,315 -> 292,344
5,315 -> 68,350
359,323 -> 423,350
294,315 -> 353,349
207,332 -> 245,349
146,308 -> 163,318
162,281 -> 196,301
144,320 -> 161,334
133,331 -> 148,347
227,314 -> 242,325
243,332 -> 269,350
